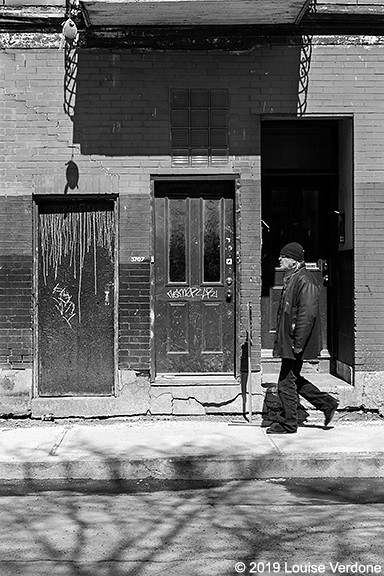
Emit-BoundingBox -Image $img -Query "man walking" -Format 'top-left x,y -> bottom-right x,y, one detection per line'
266,242 -> 339,435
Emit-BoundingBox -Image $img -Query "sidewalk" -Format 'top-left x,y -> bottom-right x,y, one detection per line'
0,413 -> 384,481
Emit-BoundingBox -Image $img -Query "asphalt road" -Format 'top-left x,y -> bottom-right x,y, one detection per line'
0,478 -> 383,576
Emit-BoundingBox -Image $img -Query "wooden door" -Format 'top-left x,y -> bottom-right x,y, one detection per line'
154,181 -> 235,374
37,198 -> 116,396
261,177 -> 336,354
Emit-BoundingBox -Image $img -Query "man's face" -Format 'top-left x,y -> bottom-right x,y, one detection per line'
279,255 -> 297,271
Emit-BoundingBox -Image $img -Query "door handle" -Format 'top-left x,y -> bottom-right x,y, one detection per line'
226,290 -> 232,301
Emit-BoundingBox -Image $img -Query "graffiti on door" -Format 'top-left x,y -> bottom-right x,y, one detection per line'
52,283 -> 76,328
166,287 -> 219,300
39,204 -> 115,323
37,199 -> 116,396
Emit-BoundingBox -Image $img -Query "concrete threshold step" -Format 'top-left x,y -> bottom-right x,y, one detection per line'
153,374 -> 237,387
261,362 -> 331,375
261,372 -> 346,387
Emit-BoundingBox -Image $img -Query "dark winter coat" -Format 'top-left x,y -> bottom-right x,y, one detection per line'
273,265 -> 322,360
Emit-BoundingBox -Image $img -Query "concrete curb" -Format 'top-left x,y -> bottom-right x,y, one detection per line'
1,452 -> 384,481
2,419 -> 384,481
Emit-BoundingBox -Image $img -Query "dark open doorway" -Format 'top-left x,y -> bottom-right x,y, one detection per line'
261,118 -> 354,380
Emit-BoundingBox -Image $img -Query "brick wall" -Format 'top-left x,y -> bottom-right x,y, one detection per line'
307,38 -> 384,371
238,178 -> 261,369
61,48 -> 268,373
2,36 -> 384,378
118,194 -> 151,370
119,262 -> 150,370
72,48 -> 299,159
0,196 -> 32,369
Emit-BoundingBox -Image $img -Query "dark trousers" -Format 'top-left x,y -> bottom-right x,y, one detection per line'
277,356 -> 336,432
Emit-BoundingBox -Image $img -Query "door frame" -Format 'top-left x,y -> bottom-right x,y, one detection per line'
150,175 -> 241,382
32,194 -> 119,398
260,115 -> 355,380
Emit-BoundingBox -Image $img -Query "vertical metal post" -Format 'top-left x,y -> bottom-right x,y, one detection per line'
229,300 -> 257,427
247,301 -> 253,423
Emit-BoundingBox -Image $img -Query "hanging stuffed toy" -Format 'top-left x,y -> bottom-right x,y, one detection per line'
59,18 -> 78,49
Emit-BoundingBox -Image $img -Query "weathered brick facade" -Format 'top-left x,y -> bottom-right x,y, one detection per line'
306,39 -> 384,404
2,2 -> 384,415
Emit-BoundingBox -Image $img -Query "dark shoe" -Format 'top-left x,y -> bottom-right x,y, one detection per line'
266,423 -> 297,434
260,409 -> 282,428
324,400 -> 339,427
261,419 -> 274,428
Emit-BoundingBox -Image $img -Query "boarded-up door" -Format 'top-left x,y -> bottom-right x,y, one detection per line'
154,181 -> 235,374
37,198 -> 116,396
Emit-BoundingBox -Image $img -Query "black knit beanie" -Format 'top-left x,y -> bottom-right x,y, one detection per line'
280,242 -> 305,262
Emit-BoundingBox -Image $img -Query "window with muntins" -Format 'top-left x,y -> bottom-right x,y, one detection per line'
170,89 -> 229,167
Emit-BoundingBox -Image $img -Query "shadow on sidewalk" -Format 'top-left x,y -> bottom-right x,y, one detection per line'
0,442 -> 383,574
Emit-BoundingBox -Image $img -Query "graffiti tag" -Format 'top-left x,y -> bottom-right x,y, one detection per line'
167,287 -> 218,300
52,283 -> 76,328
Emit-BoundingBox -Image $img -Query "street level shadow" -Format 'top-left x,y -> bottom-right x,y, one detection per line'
0,478 -> 227,497
283,478 -> 384,504
0,469 -> 383,575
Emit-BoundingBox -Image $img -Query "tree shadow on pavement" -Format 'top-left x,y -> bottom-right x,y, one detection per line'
0,449 -> 383,575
